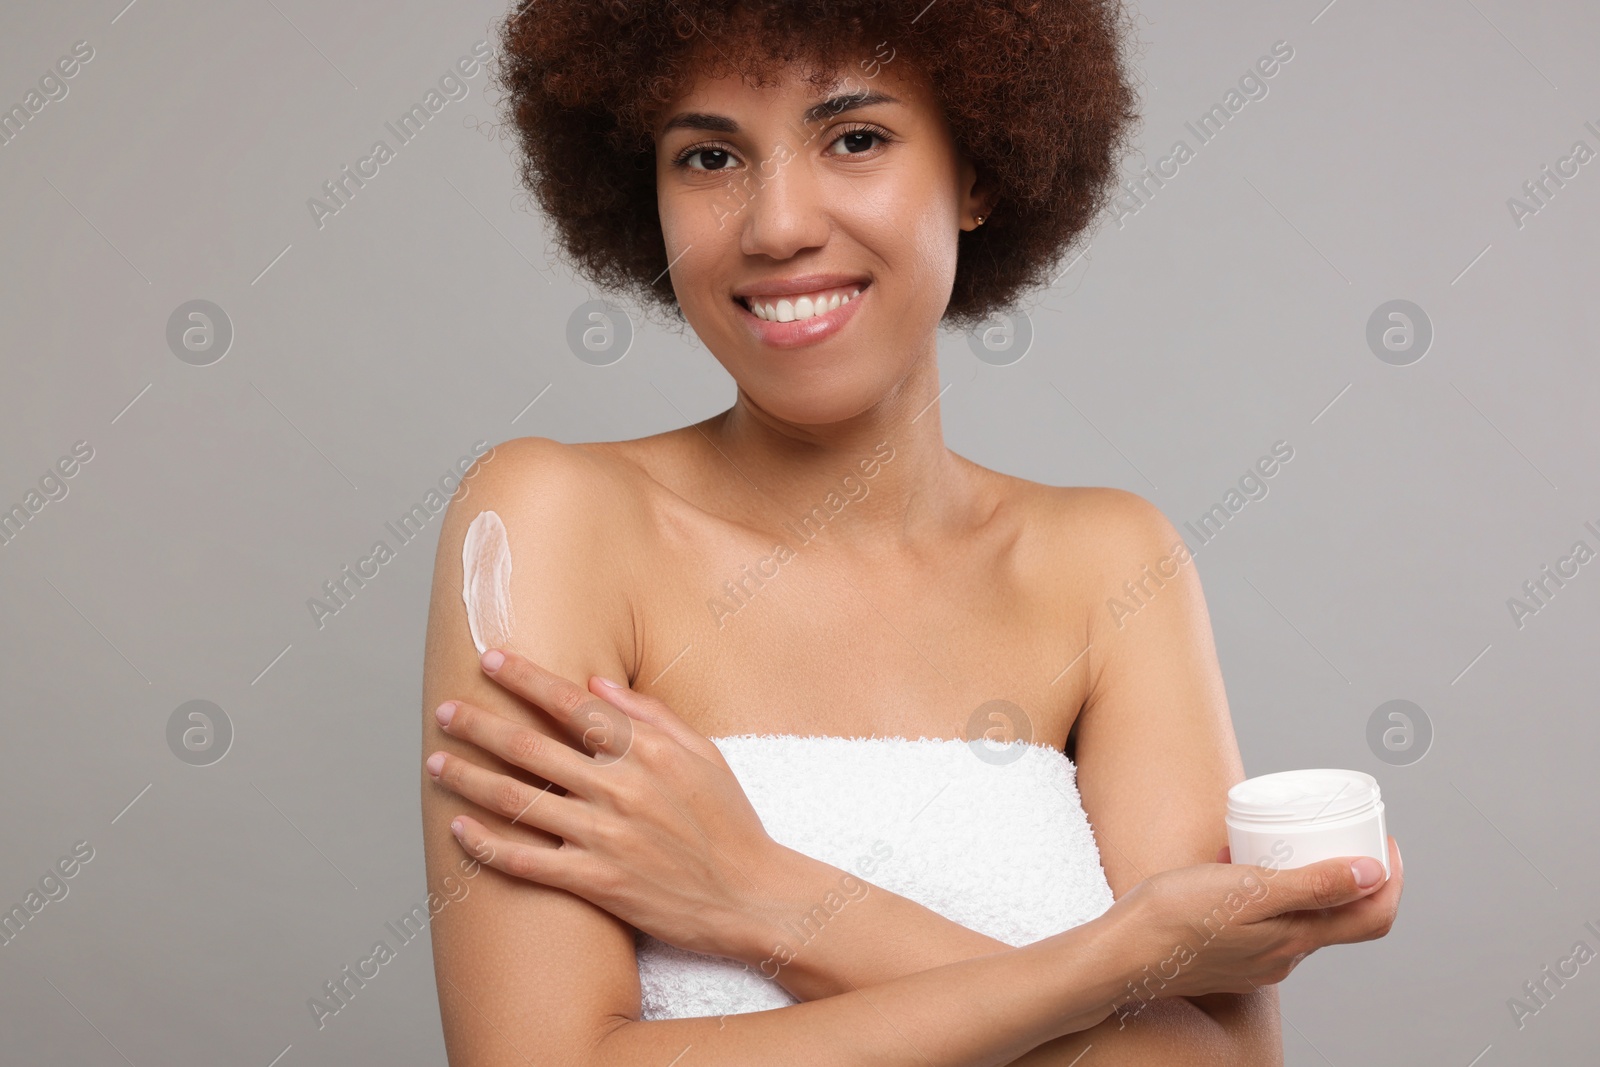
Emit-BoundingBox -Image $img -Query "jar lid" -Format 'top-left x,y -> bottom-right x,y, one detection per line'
1227,768 -> 1381,824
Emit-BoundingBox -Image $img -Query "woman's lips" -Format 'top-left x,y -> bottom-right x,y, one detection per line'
733,283 -> 869,349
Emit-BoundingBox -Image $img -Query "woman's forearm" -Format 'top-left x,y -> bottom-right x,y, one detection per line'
728,845 -> 1280,1064
593,911 -> 1134,1067
1006,991 -> 1281,1066
737,844 -> 1013,1000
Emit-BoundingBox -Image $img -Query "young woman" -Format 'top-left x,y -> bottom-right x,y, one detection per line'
419,2 -> 1403,1063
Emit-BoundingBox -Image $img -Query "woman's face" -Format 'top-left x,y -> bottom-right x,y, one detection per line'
653,49 -> 987,427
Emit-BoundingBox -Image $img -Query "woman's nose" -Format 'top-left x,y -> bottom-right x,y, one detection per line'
736,146 -> 833,259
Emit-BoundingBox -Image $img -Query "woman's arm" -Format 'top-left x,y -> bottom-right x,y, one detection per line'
1067,488 -> 1283,1061
736,843 -> 1280,1062
592,842 -> 1391,1067
421,438 -> 645,1064
596,918 -> 1134,1067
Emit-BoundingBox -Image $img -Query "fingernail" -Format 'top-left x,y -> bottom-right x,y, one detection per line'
426,752 -> 445,776
481,650 -> 505,672
1351,857 -> 1384,888
597,677 -> 624,690
435,701 -> 456,726
450,818 -> 464,838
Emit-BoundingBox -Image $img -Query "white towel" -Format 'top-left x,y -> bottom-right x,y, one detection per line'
634,733 -> 1117,1020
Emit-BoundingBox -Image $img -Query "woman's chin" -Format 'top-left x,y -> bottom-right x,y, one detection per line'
737,384 -> 890,429
700,326 -> 926,428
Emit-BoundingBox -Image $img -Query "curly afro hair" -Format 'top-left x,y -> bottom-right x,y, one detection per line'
492,0 -> 1142,334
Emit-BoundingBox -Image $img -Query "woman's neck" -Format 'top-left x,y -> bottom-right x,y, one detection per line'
705,362 -> 988,557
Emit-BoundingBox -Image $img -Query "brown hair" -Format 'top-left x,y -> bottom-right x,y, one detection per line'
492,0 -> 1142,333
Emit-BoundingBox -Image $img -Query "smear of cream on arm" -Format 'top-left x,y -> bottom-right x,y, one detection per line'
462,510 -> 516,655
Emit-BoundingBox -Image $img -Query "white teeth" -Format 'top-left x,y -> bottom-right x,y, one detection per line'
746,287 -> 863,322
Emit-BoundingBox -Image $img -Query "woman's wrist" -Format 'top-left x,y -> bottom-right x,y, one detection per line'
727,842 -> 852,973
1067,886 -> 1218,1031
1019,904 -> 1145,1039
1017,902 -> 1175,1044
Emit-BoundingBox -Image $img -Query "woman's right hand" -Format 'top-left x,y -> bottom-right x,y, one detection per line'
1106,836 -> 1403,1003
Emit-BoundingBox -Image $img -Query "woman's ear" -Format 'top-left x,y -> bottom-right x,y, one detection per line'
958,157 -> 995,230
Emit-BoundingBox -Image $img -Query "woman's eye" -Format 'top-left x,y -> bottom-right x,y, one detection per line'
680,147 -> 738,171
826,129 -> 887,156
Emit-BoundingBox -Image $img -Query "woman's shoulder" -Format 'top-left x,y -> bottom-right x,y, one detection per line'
968,453 -> 1170,532
440,431 -> 693,578
427,435 -> 651,677
458,433 -> 669,525
470,432 -> 639,488
430,434 -> 657,585
965,460 -> 1188,584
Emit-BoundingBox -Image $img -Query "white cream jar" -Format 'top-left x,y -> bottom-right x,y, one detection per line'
1226,769 -> 1389,878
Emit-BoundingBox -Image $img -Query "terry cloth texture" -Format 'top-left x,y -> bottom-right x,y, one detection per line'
634,732 -> 1117,1020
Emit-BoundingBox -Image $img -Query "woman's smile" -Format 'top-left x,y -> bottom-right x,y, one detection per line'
734,280 -> 870,349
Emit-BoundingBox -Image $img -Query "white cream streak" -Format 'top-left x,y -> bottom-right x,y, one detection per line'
461,510 -> 516,655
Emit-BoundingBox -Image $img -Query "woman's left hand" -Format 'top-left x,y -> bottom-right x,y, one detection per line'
426,648 -> 790,963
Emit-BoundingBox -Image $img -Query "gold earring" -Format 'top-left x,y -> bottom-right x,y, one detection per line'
974,214 -> 987,227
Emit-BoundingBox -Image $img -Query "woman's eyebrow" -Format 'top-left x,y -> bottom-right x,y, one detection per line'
658,90 -> 902,136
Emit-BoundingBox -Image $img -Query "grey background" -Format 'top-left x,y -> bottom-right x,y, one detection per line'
1,0 -> 1596,1063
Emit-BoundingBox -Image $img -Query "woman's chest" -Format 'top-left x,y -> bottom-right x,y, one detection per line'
622,516 -> 1096,751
